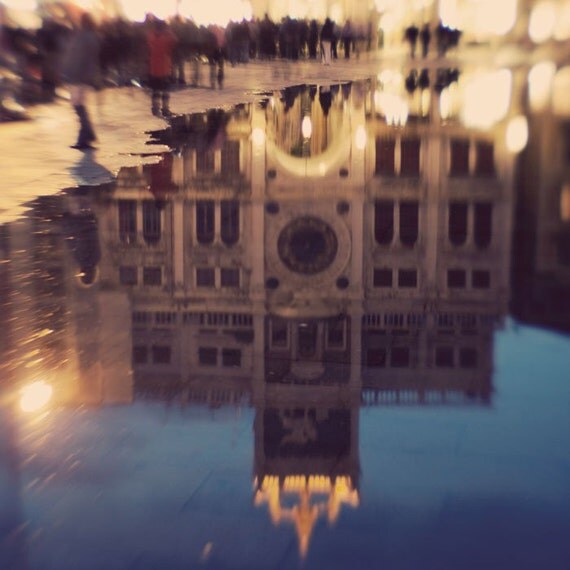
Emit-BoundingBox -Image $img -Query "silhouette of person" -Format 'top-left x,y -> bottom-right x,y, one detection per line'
62,13 -> 100,150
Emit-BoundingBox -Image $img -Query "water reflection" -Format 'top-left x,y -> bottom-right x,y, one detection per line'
1,66 -> 570,567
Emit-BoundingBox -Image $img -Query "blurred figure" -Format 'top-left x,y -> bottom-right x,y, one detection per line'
341,20 -> 353,59
420,23 -> 431,58
320,18 -> 334,65
404,24 -> 419,58
62,13 -> 100,150
308,20 -> 319,59
146,18 -> 176,116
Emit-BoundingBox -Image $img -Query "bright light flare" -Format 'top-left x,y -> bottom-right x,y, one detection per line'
528,61 -> 556,112
470,0 -> 517,35
355,125 -> 367,150
462,69 -> 512,129
554,2 -> 570,40
439,0 -> 461,29
252,127 -> 265,145
374,91 -> 409,126
179,0 -> 252,26
19,381 -> 53,413
506,115 -> 529,154
2,0 -> 37,9
529,2 -> 557,43
301,116 -> 312,139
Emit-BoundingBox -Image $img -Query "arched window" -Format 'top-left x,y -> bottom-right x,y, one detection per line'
196,200 -> 215,244
375,200 -> 394,245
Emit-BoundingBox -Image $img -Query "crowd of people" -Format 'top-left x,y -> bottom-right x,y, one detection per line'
1,13 -> 373,102
0,12 -> 463,144
404,22 -> 462,59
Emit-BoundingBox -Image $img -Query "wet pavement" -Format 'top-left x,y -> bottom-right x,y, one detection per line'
1,47 -> 570,570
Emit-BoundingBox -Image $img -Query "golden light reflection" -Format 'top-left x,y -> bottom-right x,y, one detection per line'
19,381 -> 53,413
255,475 -> 359,558
552,66 -> 570,116
374,91 -> 408,126
528,61 -> 556,112
355,125 -> 367,150
554,2 -> 570,40
506,115 -> 529,154
301,116 -> 312,139
529,2 -> 557,43
461,69 -> 512,129
252,127 -> 265,146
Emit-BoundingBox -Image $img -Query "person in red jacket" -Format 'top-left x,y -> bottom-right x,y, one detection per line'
146,18 -> 176,116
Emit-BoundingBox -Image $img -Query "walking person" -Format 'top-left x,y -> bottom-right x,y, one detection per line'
146,18 -> 176,116
62,13 -> 100,150
341,19 -> 353,59
420,24 -> 431,58
320,18 -> 334,65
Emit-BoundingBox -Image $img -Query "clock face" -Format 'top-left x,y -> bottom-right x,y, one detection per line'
277,216 -> 338,275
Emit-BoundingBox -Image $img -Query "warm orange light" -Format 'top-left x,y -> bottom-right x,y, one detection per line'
529,2 -> 557,43
301,116 -> 312,139
19,381 -> 53,413
505,116 -> 529,154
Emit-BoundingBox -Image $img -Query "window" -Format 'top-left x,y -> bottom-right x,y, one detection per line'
298,322 -> 317,358
474,202 -> 492,249
400,138 -> 420,177
375,138 -> 396,176
400,201 -> 419,247
374,268 -> 392,287
196,267 -> 215,287
271,318 -> 289,348
143,266 -> 162,286
196,148 -> 215,173
221,140 -> 240,175
119,266 -> 138,285
196,200 -> 215,244
472,270 -> 491,289
475,142 -> 495,177
198,347 -> 217,366
326,317 -> 345,349
459,348 -> 478,368
220,267 -> 240,287
142,200 -> 161,245
449,202 -> 468,246
221,200 -> 239,246
152,345 -> 171,364
390,347 -> 410,367
366,348 -> 387,367
447,269 -> 466,288
435,346 -> 454,367
374,200 -> 394,245
450,139 -> 470,176
222,348 -> 241,367
398,269 -> 417,288
132,345 -> 148,364
118,200 -> 137,243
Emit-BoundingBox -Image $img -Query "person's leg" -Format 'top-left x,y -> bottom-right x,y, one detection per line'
71,86 -> 96,147
160,78 -> 171,115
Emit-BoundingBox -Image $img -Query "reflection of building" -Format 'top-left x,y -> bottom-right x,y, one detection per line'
511,101 -> 570,332
0,73 -> 520,560
253,393 -> 360,558
0,195 -> 132,405
93,77 -> 514,407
